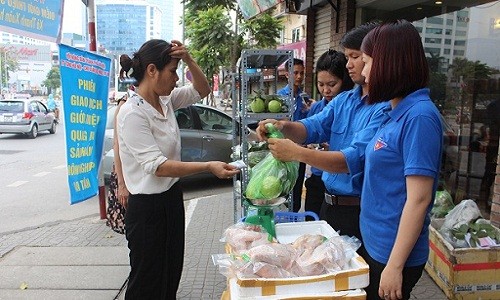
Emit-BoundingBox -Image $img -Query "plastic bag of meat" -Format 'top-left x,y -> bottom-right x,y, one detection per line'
245,243 -> 297,270
222,223 -> 275,253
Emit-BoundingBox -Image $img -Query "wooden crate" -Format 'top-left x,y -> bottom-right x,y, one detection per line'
425,219 -> 500,300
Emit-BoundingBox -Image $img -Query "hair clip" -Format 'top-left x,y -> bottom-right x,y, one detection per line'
127,68 -> 134,77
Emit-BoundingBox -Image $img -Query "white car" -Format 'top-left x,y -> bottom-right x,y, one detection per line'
102,103 -> 257,184
0,99 -> 57,138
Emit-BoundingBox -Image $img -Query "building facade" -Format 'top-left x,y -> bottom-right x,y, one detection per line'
262,0 -> 500,226
95,0 -> 162,55
0,44 -> 52,94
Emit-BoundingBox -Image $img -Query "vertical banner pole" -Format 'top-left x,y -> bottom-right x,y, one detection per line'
87,0 -> 106,219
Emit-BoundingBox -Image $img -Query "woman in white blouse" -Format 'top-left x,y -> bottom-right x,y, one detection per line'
117,39 -> 239,299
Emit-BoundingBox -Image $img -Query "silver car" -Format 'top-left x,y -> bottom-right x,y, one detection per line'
102,103 -> 255,183
0,99 -> 57,138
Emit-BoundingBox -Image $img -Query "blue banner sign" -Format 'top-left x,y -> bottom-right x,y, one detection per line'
59,44 -> 110,204
0,0 -> 64,43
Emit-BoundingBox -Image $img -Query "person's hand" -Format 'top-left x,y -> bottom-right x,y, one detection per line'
302,99 -> 315,112
256,119 -> 281,141
208,161 -> 240,179
170,40 -> 191,61
378,265 -> 403,300
117,185 -> 130,209
267,138 -> 302,162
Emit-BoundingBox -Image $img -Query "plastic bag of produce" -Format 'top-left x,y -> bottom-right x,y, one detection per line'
244,124 -> 299,205
431,189 -> 455,218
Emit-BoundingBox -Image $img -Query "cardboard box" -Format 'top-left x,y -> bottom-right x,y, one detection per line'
425,219 -> 500,300
227,221 -> 369,298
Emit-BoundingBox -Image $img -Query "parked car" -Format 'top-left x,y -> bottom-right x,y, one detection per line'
102,103 -> 256,184
0,99 -> 57,138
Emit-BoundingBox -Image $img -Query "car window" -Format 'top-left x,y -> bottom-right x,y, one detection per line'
37,101 -> 48,113
0,101 -> 24,113
193,106 -> 232,134
175,108 -> 193,129
29,102 -> 40,112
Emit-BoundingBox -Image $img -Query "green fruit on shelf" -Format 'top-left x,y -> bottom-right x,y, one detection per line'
268,100 -> 282,113
250,98 -> 266,113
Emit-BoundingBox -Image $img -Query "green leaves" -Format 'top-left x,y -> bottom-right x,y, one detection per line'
451,219 -> 498,247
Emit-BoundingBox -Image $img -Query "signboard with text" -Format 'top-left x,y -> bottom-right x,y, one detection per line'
237,0 -> 283,19
0,0 -> 64,43
59,44 -> 110,204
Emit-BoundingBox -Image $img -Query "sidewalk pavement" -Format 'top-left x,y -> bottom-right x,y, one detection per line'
0,192 -> 447,299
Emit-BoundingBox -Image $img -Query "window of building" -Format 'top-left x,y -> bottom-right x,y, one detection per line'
454,40 -> 466,46
291,28 -> 300,43
426,28 -> 442,34
424,47 -> 440,56
425,38 -> 442,44
427,17 -> 443,24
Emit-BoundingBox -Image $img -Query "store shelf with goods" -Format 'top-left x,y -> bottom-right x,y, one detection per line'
231,49 -> 296,223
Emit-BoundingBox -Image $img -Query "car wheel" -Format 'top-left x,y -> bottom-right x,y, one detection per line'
28,124 -> 38,139
49,121 -> 57,134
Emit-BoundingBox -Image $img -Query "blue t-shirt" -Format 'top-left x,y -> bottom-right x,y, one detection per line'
277,85 -> 307,121
306,98 -> 328,176
299,85 -> 388,196
360,88 -> 442,267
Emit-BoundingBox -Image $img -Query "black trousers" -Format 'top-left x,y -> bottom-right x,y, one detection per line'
292,162 -> 306,212
320,201 -> 362,241
304,174 -> 325,218
125,183 -> 185,300
358,246 -> 424,300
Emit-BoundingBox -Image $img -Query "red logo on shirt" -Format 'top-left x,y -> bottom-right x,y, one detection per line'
374,138 -> 387,151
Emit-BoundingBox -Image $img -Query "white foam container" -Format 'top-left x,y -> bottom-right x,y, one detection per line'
228,221 -> 369,298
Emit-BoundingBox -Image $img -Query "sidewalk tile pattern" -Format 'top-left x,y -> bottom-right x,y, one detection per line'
0,193 -> 447,299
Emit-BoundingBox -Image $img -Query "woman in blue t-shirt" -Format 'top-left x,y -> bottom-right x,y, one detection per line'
304,49 -> 353,217
359,20 -> 443,300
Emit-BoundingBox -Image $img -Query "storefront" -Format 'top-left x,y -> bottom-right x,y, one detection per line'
288,0 -> 500,226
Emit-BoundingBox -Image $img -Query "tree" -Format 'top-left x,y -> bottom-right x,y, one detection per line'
0,48 -> 19,90
426,53 -> 447,109
43,67 -> 61,94
449,57 -> 496,81
184,0 -> 284,105
185,6 -> 234,105
183,0 -> 235,11
239,11 -> 284,48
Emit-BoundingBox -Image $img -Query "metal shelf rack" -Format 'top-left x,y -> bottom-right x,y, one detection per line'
231,49 -> 295,222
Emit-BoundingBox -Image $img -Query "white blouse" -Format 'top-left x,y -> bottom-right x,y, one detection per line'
116,85 -> 201,194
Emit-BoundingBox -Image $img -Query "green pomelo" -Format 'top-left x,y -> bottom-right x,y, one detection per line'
268,100 -> 282,113
250,98 -> 266,113
261,175 -> 282,199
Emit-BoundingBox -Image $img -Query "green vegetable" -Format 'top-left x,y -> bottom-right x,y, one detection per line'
261,175 -> 282,199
